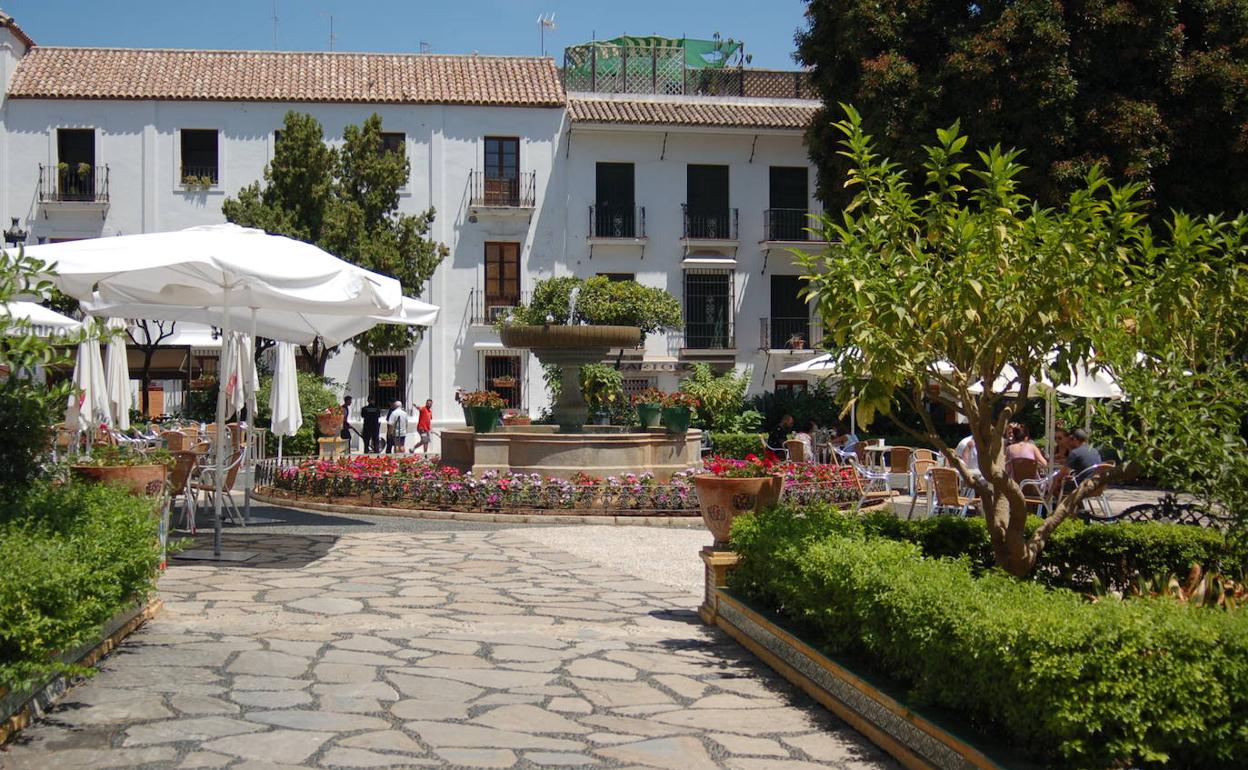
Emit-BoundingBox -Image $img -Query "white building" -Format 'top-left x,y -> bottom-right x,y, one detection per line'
0,14 -> 826,450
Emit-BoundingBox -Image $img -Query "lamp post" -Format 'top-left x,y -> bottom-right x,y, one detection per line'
3,218 -> 27,248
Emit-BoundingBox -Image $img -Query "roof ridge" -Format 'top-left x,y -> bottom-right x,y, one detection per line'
27,45 -> 556,62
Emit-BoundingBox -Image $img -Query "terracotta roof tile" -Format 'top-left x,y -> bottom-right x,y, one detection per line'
9,47 -> 565,107
0,13 -> 34,49
568,95 -> 817,130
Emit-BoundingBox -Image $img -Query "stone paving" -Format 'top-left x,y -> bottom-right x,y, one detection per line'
1,524 -> 899,770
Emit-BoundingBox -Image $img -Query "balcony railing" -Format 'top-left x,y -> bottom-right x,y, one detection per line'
38,164 -> 110,204
760,317 -> 821,351
681,205 -> 739,240
180,165 -> 220,186
589,205 -> 646,239
469,288 -> 531,326
469,170 -> 536,208
763,208 -> 824,242
562,43 -> 816,99
680,320 -> 736,351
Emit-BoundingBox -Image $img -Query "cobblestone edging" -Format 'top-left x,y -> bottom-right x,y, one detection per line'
251,488 -> 706,527
714,591 -> 1030,770
0,598 -> 164,745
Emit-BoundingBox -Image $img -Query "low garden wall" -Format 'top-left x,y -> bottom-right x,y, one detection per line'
724,503 -> 1248,770
255,455 -> 866,516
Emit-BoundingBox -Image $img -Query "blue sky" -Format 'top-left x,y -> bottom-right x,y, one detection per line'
4,1 -> 810,69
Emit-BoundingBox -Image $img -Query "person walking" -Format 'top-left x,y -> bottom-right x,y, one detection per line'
387,400 -> 408,454
415,399 -> 433,454
339,395 -> 353,454
360,398 -> 382,454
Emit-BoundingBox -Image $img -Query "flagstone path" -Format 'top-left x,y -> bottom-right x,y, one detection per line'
1,523 -> 898,770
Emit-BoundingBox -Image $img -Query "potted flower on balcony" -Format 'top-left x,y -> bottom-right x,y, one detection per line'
632,387 -> 666,429
693,454 -> 784,548
375,372 -> 399,388
661,391 -> 700,435
787,333 -> 806,350
71,444 -> 174,497
461,390 -> 506,433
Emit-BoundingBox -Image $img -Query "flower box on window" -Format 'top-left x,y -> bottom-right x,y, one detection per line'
375,373 -> 399,387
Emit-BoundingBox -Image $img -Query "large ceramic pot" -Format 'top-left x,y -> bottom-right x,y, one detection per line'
316,411 -> 342,437
636,403 -> 662,428
661,406 -> 692,435
72,464 -> 168,497
470,406 -> 501,434
693,474 -> 784,548
462,405 -> 472,427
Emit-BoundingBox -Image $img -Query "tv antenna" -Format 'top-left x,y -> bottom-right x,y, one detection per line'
271,0 -> 279,48
320,12 -> 337,51
537,13 -> 556,56
419,41 -> 432,54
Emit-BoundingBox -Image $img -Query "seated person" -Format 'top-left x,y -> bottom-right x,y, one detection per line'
793,420 -> 817,463
767,414 -> 795,450
829,420 -> 859,451
1061,428 -> 1103,479
1004,423 -> 1048,469
955,433 -> 980,477
1051,426 -> 1071,467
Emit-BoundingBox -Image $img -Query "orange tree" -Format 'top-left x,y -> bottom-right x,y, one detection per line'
799,106 -> 1248,576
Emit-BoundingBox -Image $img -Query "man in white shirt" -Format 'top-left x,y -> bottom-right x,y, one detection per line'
955,434 -> 979,477
387,401 -> 409,454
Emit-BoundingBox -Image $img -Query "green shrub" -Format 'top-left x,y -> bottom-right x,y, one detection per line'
507,275 -> 681,340
0,481 -> 162,690
729,506 -> 1248,769
256,371 -> 340,457
709,432 -> 766,459
679,363 -> 761,433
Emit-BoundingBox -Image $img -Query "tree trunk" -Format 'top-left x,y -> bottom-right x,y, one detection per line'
140,350 -> 155,417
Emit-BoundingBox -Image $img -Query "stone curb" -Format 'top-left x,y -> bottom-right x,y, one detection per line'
251,489 -> 706,528
0,597 -> 164,745
711,590 -> 1032,770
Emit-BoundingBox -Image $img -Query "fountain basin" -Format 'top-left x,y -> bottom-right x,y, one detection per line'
441,425 -> 702,481
498,325 -> 642,432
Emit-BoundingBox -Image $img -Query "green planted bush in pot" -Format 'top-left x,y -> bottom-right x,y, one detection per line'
632,387 -> 665,428
661,391 -> 699,435
462,390 -> 506,433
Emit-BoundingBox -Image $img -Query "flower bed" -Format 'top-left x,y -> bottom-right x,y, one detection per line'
267,455 -> 865,514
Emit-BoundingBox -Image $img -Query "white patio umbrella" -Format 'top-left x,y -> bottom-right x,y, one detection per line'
269,341 -> 303,462
28,224 -> 406,560
103,318 -> 132,431
80,295 -> 439,348
780,349 -> 863,433
1,301 -> 82,336
65,319 -> 112,439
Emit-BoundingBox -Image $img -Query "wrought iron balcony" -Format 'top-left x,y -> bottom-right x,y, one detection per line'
589,205 -> 646,239
681,205 -> 739,241
180,165 -> 220,186
38,164 -> 110,204
469,170 -> 536,208
679,320 -> 736,351
469,288 -> 531,326
763,208 -> 824,242
760,317 -> 821,351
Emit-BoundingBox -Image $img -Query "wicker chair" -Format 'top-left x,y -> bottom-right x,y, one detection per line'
888,446 -> 914,494
784,439 -> 808,463
906,458 -> 940,519
929,467 -> 980,517
167,450 -> 200,533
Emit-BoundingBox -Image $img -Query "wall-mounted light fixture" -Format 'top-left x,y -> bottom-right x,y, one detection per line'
3,218 -> 28,248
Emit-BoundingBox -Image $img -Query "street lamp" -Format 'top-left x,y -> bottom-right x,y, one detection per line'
3,218 -> 27,248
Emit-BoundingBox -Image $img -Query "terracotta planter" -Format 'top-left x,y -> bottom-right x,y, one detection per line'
662,406 -> 692,434
316,412 -> 342,437
71,464 -> 168,497
636,403 -> 662,428
693,474 -> 784,548
503,415 -> 532,426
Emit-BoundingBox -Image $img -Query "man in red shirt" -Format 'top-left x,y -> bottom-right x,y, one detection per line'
415,399 -> 433,454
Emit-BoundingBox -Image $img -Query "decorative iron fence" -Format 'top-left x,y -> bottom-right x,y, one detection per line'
179,165 -> 220,185
563,44 -> 814,99
764,208 -> 823,242
589,205 -> 646,238
37,164 -> 110,203
468,288 -> 531,326
682,205 -> 738,240
760,317 -> 821,351
469,170 -> 536,208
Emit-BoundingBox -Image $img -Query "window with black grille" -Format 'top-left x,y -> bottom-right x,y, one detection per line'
483,355 -> 523,409
380,132 -> 405,157
683,269 -> 734,349
595,163 -> 636,237
180,129 -> 219,184
768,167 -> 809,240
769,275 -> 811,349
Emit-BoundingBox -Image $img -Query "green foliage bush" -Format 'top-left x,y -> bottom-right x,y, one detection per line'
507,276 -> 681,339
730,506 -> 1248,769
0,481 -> 162,690
679,364 -> 761,433
256,372 -> 340,456
708,432 -> 765,459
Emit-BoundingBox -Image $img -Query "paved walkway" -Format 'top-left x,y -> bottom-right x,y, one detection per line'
1,513 -> 898,770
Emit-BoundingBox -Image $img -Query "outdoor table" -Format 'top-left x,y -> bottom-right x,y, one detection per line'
863,444 -> 893,469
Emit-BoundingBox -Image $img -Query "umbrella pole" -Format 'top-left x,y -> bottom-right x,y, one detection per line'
212,292 -> 231,558
277,435 -> 283,463
244,308 -> 256,524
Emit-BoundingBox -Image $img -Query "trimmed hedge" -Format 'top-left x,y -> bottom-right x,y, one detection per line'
851,510 -> 1245,591
708,432 -> 766,460
729,505 -> 1248,769
0,482 -> 162,690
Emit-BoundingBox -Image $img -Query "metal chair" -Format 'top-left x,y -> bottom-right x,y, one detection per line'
167,450 -> 200,533
1073,462 -> 1116,518
906,458 -> 940,519
929,467 -> 980,517
888,446 -> 914,494
851,458 -> 891,494
194,446 -> 249,526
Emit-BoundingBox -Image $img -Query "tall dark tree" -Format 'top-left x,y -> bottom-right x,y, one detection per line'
798,0 -> 1248,216
223,112 -> 448,373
